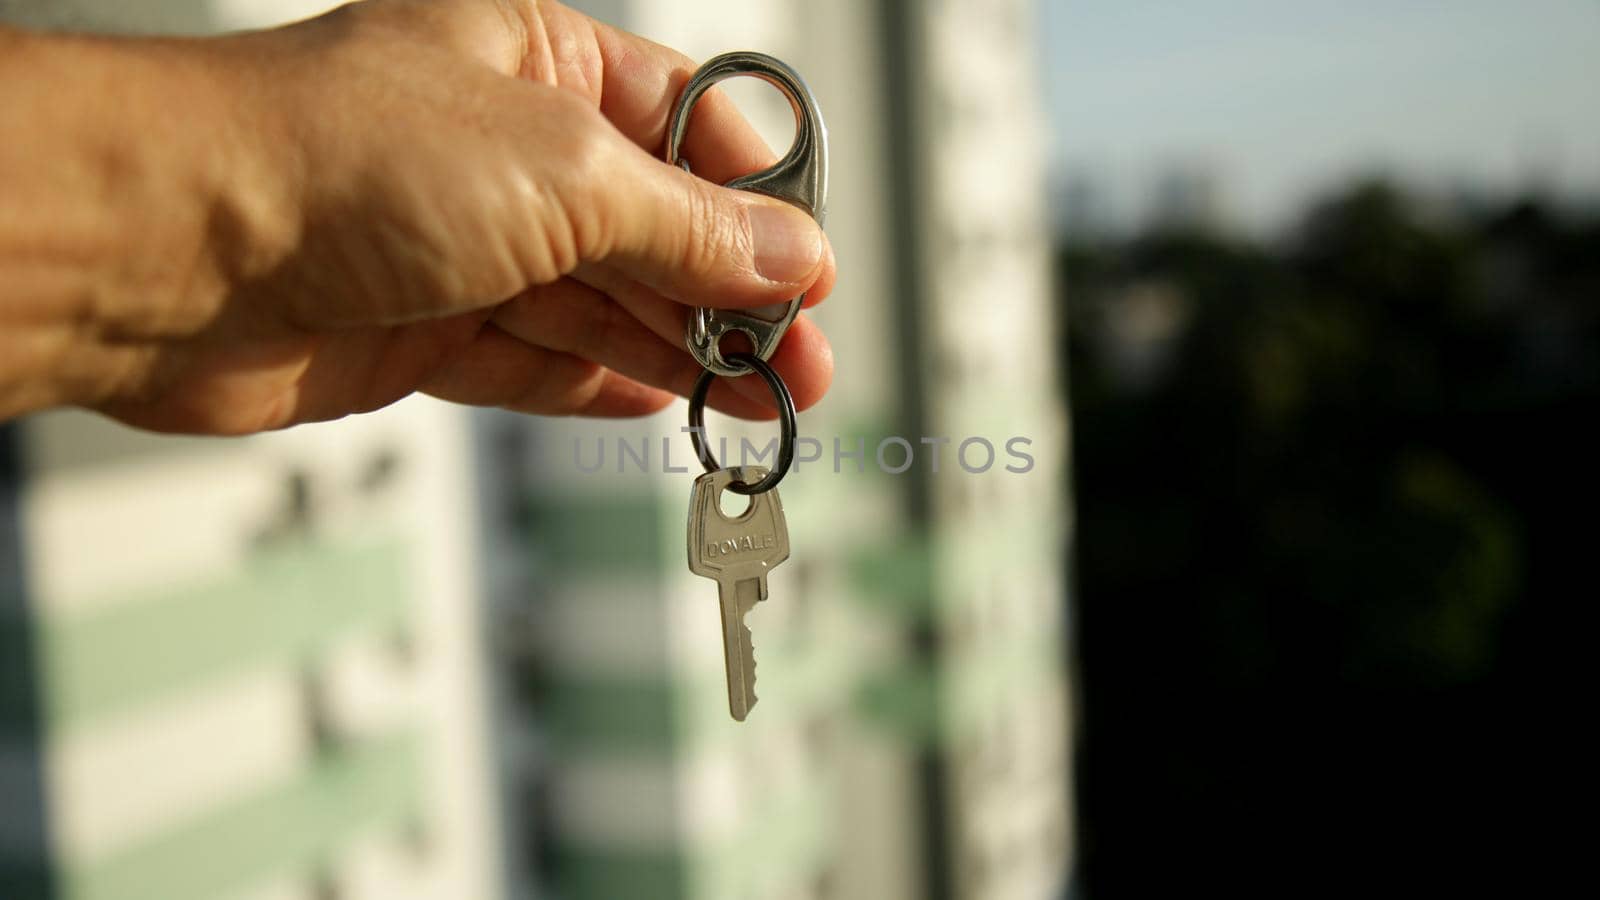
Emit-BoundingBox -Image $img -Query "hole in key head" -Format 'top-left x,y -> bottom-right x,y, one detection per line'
718,484 -> 753,519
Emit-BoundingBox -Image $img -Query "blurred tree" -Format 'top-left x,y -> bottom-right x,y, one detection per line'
1062,180 -> 1596,896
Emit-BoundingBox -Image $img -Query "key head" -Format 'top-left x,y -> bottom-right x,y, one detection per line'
687,467 -> 790,581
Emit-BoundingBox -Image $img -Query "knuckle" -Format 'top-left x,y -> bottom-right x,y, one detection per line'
544,96 -> 620,258
558,371 -> 608,416
543,360 -> 608,416
496,89 -> 611,280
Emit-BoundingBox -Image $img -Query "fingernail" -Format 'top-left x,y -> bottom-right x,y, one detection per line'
748,203 -> 823,284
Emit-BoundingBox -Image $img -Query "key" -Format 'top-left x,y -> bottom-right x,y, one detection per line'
687,466 -> 790,721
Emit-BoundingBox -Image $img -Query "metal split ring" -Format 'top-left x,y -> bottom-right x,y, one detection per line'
687,352 -> 796,495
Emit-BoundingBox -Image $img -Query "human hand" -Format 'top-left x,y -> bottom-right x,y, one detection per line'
6,0 -> 834,433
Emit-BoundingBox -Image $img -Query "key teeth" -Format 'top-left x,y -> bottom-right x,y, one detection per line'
741,622 -> 759,711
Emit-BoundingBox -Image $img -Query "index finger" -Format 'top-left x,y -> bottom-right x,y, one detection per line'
523,2 -> 780,183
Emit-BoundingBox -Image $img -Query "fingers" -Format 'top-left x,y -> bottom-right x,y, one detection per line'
515,3 -> 838,311
761,315 -> 834,411
420,321 -> 675,416
362,1 -> 837,316
572,137 -> 830,311
804,239 -> 837,308
523,1 -> 779,181
504,275 -> 833,414
423,305 -> 780,420
491,279 -> 798,419
361,1 -> 782,184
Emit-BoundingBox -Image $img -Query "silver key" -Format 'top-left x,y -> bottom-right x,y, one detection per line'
687,466 -> 790,721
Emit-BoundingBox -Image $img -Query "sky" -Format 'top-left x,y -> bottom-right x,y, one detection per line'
1040,0 -> 1600,232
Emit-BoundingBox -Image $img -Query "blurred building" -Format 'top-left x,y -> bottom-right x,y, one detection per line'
1,406 -> 502,900
0,2 -> 1073,899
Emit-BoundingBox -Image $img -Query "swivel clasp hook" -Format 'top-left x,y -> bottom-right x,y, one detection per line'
665,51 -> 829,377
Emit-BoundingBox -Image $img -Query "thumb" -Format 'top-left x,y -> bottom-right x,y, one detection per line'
586,144 -> 828,309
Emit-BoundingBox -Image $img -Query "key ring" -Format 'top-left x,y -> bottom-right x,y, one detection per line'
687,352 -> 796,495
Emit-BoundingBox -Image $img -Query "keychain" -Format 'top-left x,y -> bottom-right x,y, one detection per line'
669,51 -> 828,721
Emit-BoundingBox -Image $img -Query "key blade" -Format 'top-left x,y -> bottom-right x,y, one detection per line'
718,578 -> 762,721
687,468 -> 787,722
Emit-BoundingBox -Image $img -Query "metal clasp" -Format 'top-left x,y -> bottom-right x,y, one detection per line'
666,51 -> 829,377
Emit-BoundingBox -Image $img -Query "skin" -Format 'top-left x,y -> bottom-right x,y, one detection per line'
0,0 -> 836,434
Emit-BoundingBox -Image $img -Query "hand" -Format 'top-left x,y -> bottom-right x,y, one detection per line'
3,0 -> 835,433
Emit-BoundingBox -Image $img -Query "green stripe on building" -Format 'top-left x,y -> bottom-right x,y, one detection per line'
533,674 -> 682,752
526,493 -> 669,575
8,539 -> 412,733
548,846 -> 688,900
62,731 -> 422,900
